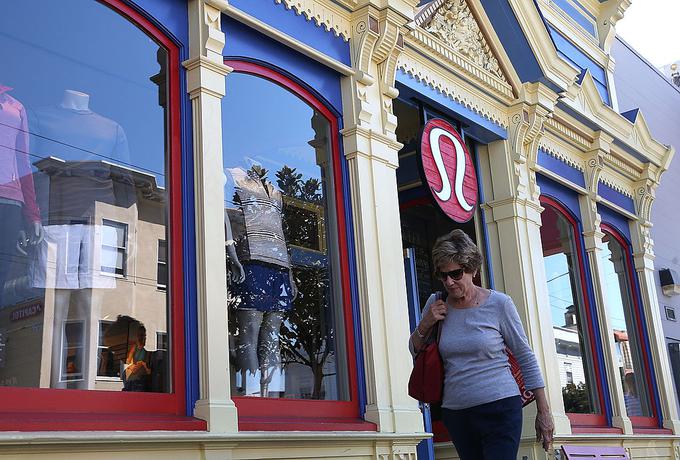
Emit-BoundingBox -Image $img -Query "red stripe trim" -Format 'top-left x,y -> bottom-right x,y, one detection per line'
541,197 -> 608,427
601,224 -> 660,428
224,60 -> 363,426
0,0 -> 188,429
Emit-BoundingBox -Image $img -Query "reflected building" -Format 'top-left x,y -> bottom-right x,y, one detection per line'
0,158 -> 168,392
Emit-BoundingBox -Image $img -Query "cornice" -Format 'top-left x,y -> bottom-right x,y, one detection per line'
405,29 -> 514,103
561,70 -> 673,170
274,0 -> 352,41
544,116 -> 591,152
597,0 -> 632,51
397,48 -> 509,128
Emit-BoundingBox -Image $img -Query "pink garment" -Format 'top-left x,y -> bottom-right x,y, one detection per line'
0,86 -> 41,223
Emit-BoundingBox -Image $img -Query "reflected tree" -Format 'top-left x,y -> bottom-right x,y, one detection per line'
276,165 -> 334,399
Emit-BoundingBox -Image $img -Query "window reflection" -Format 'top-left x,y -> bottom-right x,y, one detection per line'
601,231 -> 652,417
222,72 -> 348,400
0,0 -> 171,392
540,203 -> 600,414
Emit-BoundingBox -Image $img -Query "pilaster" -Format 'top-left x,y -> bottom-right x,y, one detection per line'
631,165 -> 680,433
341,4 -> 422,434
484,82 -> 572,441
579,133 -> 633,433
185,0 -> 238,432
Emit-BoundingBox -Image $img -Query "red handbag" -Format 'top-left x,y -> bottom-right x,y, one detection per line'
408,322 -> 444,404
507,347 -> 535,407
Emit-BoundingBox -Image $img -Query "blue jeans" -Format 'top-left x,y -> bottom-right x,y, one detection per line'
442,395 -> 523,460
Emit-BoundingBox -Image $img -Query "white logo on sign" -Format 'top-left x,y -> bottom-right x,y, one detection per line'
429,127 -> 474,211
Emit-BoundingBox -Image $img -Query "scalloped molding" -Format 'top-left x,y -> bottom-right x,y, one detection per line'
407,28 -> 514,102
538,135 -> 585,171
416,0 -> 508,83
599,170 -> 634,198
274,0 -> 352,41
398,50 -> 508,128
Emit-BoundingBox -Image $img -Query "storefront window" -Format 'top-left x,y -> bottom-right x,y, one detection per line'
600,227 -> 654,419
540,200 -> 601,416
0,0 -> 172,395
222,66 -> 349,401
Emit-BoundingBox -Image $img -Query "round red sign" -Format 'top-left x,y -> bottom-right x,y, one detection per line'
420,119 -> 478,223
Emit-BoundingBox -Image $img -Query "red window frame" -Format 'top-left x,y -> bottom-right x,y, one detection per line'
0,0 -> 204,431
540,196 -> 616,432
600,223 -> 667,433
223,59 -> 372,431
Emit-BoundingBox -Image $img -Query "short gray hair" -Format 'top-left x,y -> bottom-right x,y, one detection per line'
431,229 -> 483,274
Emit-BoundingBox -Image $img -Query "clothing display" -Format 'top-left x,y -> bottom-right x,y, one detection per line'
229,262 -> 293,312
225,167 -> 290,269
31,104 -> 134,225
29,224 -> 116,290
0,85 -> 40,223
420,290 -> 544,410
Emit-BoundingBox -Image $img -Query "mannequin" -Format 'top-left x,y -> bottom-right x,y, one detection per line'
0,84 -> 43,310
225,164 -> 296,397
30,89 -> 134,389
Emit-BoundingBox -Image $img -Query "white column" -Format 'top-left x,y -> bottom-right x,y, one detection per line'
184,0 -> 238,432
340,5 -> 422,435
482,87 -> 571,442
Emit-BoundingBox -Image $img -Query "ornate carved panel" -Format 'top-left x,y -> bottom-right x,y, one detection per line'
416,0 -> 506,82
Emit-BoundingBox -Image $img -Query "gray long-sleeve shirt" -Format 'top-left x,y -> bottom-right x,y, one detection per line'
417,290 -> 544,410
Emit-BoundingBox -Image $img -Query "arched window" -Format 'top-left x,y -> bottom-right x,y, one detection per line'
221,60 -> 365,429
0,0 -> 195,430
601,224 -> 659,427
540,197 -> 607,427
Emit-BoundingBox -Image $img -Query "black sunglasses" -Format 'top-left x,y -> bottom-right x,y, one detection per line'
437,268 -> 465,281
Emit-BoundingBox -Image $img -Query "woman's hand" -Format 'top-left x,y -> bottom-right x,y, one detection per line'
531,388 -> 554,451
421,299 -> 447,329
535,409 -> 554,452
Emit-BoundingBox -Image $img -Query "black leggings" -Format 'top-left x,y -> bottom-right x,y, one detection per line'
0,204 -> 23,308
442,395 -> 523,460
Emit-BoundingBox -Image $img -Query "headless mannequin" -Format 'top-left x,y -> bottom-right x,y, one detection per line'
61,89 -> 90,111
45,90 -> 108,390
226,165 -> 296,397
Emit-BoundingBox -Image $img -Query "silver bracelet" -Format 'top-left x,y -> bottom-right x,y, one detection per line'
414,325 -> 426,338
225,239 -> 235,246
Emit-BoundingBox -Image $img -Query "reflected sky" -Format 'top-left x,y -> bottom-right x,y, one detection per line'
1,0 -> 166,186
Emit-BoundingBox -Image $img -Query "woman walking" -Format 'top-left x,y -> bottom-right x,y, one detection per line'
410,229 -> 554,459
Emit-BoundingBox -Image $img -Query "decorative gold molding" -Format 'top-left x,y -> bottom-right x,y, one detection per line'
274,0 -> 352,41
397,49 -> 509,128
538,134 -> 586,171
544,117 -> 591,151
415,0 -> 507,83
405,29 -> 514,102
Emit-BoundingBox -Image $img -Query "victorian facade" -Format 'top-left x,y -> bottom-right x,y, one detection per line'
0,1 -> 678,459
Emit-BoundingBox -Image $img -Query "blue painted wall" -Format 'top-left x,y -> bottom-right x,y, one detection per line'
598,183 -> 635,214
537,149 -> 586,188
229,0 -> 350,66
547,26 -> 609,105
549,0 -> 597,37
